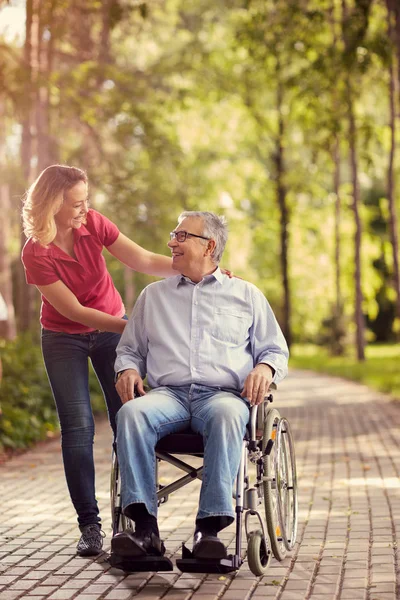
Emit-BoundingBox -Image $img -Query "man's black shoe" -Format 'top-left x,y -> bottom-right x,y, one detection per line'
77,524 -> 104,557
111,531 -> 165,557
192,531 -> 227,559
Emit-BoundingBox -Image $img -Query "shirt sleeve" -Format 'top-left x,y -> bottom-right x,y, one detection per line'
115,288 -> 148,377
249,286 -> 289,384
89,209 -> 120,247
21,248 -> 60,286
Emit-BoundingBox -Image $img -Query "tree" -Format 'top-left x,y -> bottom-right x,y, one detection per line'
341,0 -> 374,360
385,0 -> 400,323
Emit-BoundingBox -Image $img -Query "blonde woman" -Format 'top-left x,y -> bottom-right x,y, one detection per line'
21,164 -> 175,556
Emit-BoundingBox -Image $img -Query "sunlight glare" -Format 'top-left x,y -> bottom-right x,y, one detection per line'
0,3 -> 25,44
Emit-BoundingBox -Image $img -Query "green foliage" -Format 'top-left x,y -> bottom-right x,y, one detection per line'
0,334 -> 57,450
0,334 -> 107,451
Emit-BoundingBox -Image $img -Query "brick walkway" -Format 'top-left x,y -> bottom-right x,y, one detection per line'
1,370 -> 399,600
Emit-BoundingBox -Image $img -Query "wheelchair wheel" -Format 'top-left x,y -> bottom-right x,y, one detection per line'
275,417 -> 298,551
110,452 -> 134,533
247,529 -> 271,576
263,408 -> 287,561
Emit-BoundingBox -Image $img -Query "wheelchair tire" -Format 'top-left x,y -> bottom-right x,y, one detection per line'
247,530 -> 271,576
275,417 -> 298,551
110,452 -> 134,533
263,408 -> 287,561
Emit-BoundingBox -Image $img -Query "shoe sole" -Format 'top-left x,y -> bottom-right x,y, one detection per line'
193,539 -> 227,560
77,548 -> 102,557
111,535 -> 146,557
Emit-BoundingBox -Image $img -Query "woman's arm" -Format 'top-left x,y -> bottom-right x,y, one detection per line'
37,281 -> 126,334
106,233 -> 175,278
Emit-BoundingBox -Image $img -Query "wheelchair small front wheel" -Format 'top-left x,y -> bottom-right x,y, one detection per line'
247,530 -> 271,576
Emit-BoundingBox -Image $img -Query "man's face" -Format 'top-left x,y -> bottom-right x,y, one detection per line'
167,217 -> 210,275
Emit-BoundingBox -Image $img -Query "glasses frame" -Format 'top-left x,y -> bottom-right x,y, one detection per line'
169,230 -> 211,243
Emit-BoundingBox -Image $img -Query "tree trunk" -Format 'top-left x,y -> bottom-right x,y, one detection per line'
348,84 -> 365,361
34,0 -> 53,173
342,0 -> 365,361
333,135 -> 342,316
329,0 -> 342,318
386,0 -> 400,107
21,0 -> 33,184
275,78 -> 291,348
99,0 -> 111,66
17,0 -> 36,333
386,1 -> 400,321
0,185 -> 17,340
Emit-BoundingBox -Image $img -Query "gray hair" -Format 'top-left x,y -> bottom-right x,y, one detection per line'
177,211 -> 228,264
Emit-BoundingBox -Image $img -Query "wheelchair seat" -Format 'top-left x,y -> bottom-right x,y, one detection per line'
155,402 -> 268,457
155,429 -> 204,455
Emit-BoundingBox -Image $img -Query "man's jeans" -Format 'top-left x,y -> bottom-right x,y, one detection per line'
41,328 -> 123,528
116,385 -> 250,523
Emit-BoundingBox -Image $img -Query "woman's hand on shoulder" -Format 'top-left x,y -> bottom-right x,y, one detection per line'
220,268 -> 243,280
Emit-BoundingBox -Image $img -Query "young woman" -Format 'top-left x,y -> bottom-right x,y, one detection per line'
21,164 -> 175,556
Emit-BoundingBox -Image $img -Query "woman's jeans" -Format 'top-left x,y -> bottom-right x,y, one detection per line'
41,327 -> 124,528
116,385 -> 249,524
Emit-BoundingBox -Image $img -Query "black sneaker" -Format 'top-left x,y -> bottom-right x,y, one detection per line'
77,524 -> 104,556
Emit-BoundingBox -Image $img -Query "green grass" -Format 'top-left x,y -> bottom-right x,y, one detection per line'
289,343 -> 400,400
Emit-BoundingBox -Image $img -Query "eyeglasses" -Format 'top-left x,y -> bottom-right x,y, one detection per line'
169,230 -> 211,243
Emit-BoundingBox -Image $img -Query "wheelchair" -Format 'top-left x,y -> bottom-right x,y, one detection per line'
109,388 -> 298,576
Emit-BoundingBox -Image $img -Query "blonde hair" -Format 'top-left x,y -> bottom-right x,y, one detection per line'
22,165 -> 88,246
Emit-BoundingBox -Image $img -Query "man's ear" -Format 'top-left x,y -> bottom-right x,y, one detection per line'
205,239 -> 216,257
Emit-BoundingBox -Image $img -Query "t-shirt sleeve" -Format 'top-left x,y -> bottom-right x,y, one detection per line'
21,249 -> 60,286
89,209 -> 120,247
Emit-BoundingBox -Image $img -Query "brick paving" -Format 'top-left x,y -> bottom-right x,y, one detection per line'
0,369 -> 399,600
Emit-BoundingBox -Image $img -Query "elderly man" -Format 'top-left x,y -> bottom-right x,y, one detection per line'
112,211 -> 289,561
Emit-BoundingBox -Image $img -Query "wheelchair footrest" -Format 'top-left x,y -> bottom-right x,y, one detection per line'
109,552 -> 173,572
176,544 -> 241,573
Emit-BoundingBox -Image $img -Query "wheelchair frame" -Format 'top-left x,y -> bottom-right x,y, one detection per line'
110,392 -> 298,576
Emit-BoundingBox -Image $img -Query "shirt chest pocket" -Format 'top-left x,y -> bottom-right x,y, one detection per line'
212,306 -> 250,345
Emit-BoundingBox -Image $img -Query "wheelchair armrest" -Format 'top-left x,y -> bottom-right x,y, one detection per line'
249,390 -> 274,441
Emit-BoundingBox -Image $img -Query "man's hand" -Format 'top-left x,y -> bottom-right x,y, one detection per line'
115,369 -> 146,404
241,363 -> 274,406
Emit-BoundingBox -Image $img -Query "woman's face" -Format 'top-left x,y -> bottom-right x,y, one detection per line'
54,181 -> 89,231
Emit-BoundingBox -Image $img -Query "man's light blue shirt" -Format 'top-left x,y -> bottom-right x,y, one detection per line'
115,268 -> 289,391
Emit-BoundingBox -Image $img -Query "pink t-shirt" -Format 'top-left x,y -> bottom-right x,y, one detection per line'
22,209 -> 125,334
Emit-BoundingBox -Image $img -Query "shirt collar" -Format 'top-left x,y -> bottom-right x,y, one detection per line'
31,224 -> 91,258
73,223 -> 91,240
175,266 -> 223,288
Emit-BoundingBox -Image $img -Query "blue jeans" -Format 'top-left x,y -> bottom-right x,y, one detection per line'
41,327 -> 124,528
116,385 -> 249,523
